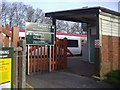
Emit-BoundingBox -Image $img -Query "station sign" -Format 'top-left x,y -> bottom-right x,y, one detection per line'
25,22 -> 55,45
0,47 -> 14,89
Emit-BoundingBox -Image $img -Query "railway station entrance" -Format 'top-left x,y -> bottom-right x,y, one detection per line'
45,7 -> 100,77
45,7 -> 120,77
27,7 -> 120,88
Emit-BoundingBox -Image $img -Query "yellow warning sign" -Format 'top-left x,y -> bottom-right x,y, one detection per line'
0,58 -> 11,84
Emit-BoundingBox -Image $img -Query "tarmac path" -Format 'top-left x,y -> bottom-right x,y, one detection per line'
27,56 -> 114,88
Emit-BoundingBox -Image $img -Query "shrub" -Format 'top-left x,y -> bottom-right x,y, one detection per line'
105,70 -> 120,88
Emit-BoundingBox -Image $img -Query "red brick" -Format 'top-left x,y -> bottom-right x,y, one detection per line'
101,35 -> 120,76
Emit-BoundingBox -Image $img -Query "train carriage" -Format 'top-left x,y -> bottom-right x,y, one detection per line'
9,29 -> 87,55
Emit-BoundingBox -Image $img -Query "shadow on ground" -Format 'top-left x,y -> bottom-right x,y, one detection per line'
27,56 -> 114,88
65,56 -> 95,77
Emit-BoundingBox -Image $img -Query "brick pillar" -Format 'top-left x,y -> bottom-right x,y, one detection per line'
100,35 -> 120,77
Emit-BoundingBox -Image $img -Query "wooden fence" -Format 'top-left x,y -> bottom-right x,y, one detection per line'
0,24 -> 68,87
26,38 -> 67,74
0,24 -> 26,88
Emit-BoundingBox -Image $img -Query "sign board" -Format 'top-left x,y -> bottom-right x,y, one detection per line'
95,40 -> 100,48
25,22 -> 55,45
0,47 -> 14,89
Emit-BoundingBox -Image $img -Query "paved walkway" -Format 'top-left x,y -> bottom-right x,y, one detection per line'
66,56 -> 95,77
27,56 -> 113,88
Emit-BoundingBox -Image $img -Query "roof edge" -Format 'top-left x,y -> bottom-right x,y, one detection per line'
45,6 -> 120,17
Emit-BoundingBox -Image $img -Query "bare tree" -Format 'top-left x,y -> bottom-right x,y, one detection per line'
71,23 -> 82,34
26,6 -> 35,22
33,8 -> 45,23
44,17 -> 52,25
2,2 -> 28,28
1,2 -> 54,30
11,2 -> 27,28
1,2 -> 9,27
56,20 -> 64,32
1,2 -> 84,34
56,20 -> 69,33
56,20 -> 83,34
0,2 -> 2,27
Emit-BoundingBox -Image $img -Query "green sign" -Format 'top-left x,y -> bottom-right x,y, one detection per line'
26,32 -> 54,45
26,22 -> 55,45
26,22 -> 52,32
0,47 -> 14,89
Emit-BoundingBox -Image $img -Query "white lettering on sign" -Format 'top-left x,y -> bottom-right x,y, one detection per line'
33,36 -> 41,39
0,50 -> 9,54
33,41 -> 45,44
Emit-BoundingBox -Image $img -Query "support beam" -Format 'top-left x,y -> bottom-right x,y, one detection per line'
52,18 -> 56,41
51,18 -> 56,71
94,13 -> 100,76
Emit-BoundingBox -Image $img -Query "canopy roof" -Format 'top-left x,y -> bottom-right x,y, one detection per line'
45,7 -> 120,23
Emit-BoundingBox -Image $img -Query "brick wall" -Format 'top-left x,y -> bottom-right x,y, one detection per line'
100,35 -> 120,77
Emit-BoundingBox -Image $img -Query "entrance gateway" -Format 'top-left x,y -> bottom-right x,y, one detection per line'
45,7 -> 120,78
25,22 -> 68,74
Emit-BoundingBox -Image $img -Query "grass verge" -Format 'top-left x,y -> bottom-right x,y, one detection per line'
104,70 -> 120,88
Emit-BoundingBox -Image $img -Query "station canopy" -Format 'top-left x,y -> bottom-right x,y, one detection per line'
45,7 -> 120,23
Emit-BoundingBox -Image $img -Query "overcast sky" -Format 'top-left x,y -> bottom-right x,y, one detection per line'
4,0 -> 120,13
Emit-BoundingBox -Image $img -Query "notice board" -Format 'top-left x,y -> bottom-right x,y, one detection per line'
26,22 -> 55,45
0,47 -> 14,89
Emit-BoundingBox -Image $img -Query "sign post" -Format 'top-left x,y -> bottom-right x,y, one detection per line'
25,22 -> 55,74
27,45 -> 30,75
49,45 -> 52,72
0,47 -> 14,89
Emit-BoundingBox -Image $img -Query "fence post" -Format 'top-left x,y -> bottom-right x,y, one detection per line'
18,40 -> 26,88
12,26 -> 19,47
0,42 -> 3,47
52,45 -> 55,71
4,24 -> 9,47
64,38 -> 67,68
0,21 -> 2,47
14,47 -> 24,89
0,27 -> 3,47
12,26 -> 19,88
27,45 -> 30,75
14,48 -> 21,89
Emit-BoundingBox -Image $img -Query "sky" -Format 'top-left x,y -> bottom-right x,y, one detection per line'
3,0 -> 120,13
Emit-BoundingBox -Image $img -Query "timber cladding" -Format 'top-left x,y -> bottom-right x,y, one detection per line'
100,35 -> 120,77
